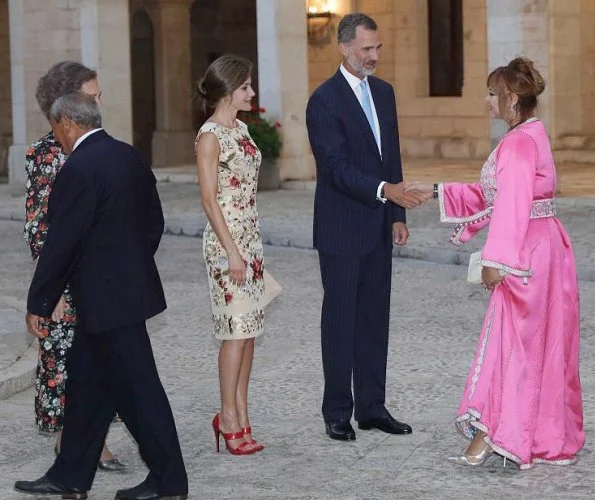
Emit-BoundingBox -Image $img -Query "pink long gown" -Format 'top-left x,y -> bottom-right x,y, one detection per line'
440,119 -> 584,469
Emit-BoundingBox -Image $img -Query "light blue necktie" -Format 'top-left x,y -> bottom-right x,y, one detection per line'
359,79 -> 380,147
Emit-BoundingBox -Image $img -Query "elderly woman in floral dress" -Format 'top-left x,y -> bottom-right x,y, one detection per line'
24,61 -> 125,471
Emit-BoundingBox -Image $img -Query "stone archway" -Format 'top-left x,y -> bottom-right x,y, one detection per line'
0,0 -> 11,179
130,8 -> 156,163
190,0 -> 258,129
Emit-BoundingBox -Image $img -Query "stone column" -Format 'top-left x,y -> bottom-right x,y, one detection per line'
8,0 -> 82,184
151,0 -> 195,168
0,0 -> 11,177
257,0 -> 314,180
547,0 -> 582,145
79,0 -> 133,144
486,0 -> 551,145
7,0 -> 24,185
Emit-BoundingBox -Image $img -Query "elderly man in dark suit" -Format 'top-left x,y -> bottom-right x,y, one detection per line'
14,92 -> 187,500
306,13 -> 429,441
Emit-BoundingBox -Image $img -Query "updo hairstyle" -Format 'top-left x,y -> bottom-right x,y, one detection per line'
195,54 -> 253,112
36,61 -> 97,120
487,57 -> 546,123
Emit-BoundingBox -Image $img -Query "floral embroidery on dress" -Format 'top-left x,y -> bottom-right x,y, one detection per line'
479,148 -> 498,206
24,132 -> 77,433
196,121 -> 266,340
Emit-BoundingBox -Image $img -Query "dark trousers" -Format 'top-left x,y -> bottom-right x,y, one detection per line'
318,240 -> 392,422
46,322 -> 188,496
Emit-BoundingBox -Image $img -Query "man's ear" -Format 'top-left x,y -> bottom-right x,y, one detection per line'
338,42 -> 350,58
62,116 -> 73,133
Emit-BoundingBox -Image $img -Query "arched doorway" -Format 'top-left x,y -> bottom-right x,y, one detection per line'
190,0 -> 258,130
130,8 -> 156,164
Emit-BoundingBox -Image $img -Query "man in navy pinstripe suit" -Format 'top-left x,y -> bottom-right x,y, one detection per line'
306,13 -> 428,441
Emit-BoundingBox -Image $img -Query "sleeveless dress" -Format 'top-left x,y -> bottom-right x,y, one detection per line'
196,120 -> 267,340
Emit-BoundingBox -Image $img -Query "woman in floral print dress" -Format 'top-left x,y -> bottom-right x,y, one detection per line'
24,61 -> 124,470
195,55 -> 277,455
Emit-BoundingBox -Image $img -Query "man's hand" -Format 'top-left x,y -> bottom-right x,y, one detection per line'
383,182 -> 429,208
26,312 -> 47,339
393,222 -> 409,246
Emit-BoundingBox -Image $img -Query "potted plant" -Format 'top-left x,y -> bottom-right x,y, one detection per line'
240,107 -> 282,190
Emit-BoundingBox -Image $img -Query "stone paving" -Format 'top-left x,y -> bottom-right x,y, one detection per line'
0,174 -> 594,499
0,215 -> 594,499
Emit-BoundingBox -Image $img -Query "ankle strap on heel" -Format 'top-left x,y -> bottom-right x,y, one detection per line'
221,430 -> 244,441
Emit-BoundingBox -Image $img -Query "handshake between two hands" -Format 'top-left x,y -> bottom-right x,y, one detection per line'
383,181 -> 435,209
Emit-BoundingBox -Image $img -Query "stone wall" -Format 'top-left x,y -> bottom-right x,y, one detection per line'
389,0 -> 490,160
8,0 -> 81,183
0,0 -> 11,177
307,0 -> 353,93
23,0 -> 81,144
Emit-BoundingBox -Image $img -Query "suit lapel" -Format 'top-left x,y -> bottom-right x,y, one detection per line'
333,71 -> 381,160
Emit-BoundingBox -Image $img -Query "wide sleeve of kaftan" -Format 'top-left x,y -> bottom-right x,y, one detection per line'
479,132 -> 536,277
438,182 -> 490,245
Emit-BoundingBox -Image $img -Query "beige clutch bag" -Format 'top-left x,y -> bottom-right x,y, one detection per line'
467,251 -> 484,284
467,251 -> 506,284
263,270 -> 283,307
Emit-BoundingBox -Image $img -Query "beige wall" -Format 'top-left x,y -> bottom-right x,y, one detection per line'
579,0 -> 595,134
392,0 -> 490,160
0,0 -> 11,176
548,0 -> 582,144
23,0 -> 81,144
8,0 -> 82,183
307,0 -> 353,93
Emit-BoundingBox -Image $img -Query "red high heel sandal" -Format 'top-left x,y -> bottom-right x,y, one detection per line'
242,427 -> 264,452
212,414 -> 257,456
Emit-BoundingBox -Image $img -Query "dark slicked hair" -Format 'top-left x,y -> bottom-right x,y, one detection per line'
337,13 -> 378,44
35,61 -> 97,120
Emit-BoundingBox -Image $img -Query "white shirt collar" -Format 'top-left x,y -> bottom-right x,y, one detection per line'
339,64 -> 367,91
73,128 -> 103,152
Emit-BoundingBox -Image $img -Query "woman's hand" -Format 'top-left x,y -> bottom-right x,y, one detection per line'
51,294 -> 67,322
228,250 -> 247,286
481,266 -> 505,290
404,182 -> 434,195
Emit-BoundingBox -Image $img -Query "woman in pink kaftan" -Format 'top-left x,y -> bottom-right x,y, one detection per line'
416,58 -> 584,469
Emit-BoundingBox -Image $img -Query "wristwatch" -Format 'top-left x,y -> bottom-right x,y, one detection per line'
380,185 -> 386,199
433,183 -> 439,199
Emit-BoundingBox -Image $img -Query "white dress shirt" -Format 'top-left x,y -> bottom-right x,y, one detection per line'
72,128 -> 103,152
339,65 -> 386,202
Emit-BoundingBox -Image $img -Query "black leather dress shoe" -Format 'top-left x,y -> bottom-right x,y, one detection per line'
114,480 -> 187,500
98,456 -> 128,472
14,474 -> 88,499
325,420 -> 356,441
358,411 -> 412,435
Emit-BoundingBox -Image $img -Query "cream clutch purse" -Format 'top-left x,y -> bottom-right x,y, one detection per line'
263,270 -> 283,307
467,251 -> 506,284
467,251 -> 484,284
